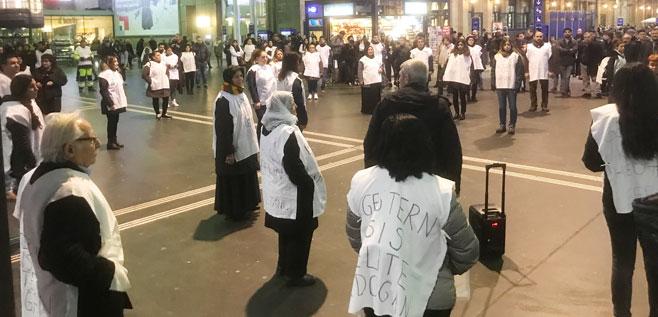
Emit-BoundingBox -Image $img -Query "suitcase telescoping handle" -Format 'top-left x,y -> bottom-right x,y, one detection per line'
485,163 -> 506,215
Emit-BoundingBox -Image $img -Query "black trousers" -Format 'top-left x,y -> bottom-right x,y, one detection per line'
106,111 -> 120,143
364,307 -> 452,317
185,71 -> 196,94
393,65 -> 401,85
277,230 -> 314,279
307,79 -> 319,94
384,60 -> 392,83
38,96 -> 62,115
529,79 -> 549,110
152,97 -> 169,115
603,207 -> 637,317
255,105 -> 266,142
450,83 -> 468,115
470,70 -> 483,100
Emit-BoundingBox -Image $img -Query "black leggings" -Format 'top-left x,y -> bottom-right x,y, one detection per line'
450,83 -> 468,115
277,231 -> 314,279
152,97 -> 169,115
106,111 -> 120,143
307,79 -> 319,94
185,71 -> 196,94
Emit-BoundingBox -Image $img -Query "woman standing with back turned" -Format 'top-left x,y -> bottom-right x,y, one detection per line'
582,63 -> 658,317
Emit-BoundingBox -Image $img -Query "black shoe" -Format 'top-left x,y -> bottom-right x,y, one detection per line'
496,125 -> 506,133
453,113 -> 460,120
287,274 -> 317,287
161,114 -> 173,119
508,126 -> 516,135
107,143 -> 121,150
581,93 -> 592,99
459,114 -> 465,120
115,142 -> 124,148
541,107 -> 550,113
594,93 -> 603,99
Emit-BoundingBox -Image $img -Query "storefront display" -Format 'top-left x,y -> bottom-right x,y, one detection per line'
379,16 -> 423,39
329,18 -> 371,40
114,0 -> 180,36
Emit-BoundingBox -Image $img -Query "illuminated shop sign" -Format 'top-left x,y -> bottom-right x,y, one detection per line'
324,3 -> 354,16
306,3 -> 323,19
405,1 -> 428,15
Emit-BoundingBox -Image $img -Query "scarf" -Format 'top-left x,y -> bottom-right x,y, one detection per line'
262,92 -> 297,131
222,82 -> 244,95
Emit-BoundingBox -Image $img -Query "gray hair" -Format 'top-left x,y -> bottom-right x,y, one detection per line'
400,59 -> 428,87
40,112 -> 85,163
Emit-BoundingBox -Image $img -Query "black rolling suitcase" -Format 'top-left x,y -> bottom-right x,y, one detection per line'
469,163 -> 507,258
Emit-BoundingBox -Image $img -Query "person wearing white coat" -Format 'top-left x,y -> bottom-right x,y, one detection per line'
358,46 -> 384,114
443,40 -> 472,120
302,43 -> 322,100
491,39 -> 525,135
164,46 -> 181,107
229,40 -> 245,66
260,91 -> 326,287
467,36 -> 485,102
180,45 -> 197,95
525,31 -> 552,112
99,56 -> 128,150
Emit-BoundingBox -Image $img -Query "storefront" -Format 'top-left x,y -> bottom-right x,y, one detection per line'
221,0 -> 268,43
305,1 -> 447,41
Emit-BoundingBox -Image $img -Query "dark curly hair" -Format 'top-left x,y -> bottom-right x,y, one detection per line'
223,66 -> 243,83
612,62 -> 658,160
376,114 -> 435,182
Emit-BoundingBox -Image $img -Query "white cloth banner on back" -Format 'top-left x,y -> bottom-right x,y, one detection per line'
347,167 -> 453,317
590,103 -> 658,214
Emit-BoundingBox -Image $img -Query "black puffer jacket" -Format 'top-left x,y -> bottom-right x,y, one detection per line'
363,84 -> 463,193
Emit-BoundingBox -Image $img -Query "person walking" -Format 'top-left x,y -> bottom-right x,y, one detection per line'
302,43 -> 322,100
358,45 -> 384,114
491,39 -> 524,135
525,31 -> 552,112
443,39 -> 472,120
33,54 -> 67,115
14,112 -> 132,317
213,66 -> 260,221
582,63 -> 658,317
246,49 -> 277,141
98,56 -> 128,150
180,44 -> 197,95
142,51 -> 171,119
363,59 -> 463,194
164,46 -> 181,107
601,40 -> 627,102
260,91 -> 326,287
276,53 -> 308,131
556,28 -> 578,97
347,113 -> 478,317
392,38 -> 411,87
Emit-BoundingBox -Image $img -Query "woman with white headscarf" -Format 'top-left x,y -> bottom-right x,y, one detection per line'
259,91 -> 327,287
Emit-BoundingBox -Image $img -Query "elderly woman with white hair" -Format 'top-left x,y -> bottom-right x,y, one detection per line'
260,91 -> 327,287
14,112 -> 132,317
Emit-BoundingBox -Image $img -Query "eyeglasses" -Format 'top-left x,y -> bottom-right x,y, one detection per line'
75,136 -> 101,148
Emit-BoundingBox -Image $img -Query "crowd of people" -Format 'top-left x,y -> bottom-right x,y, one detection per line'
0,22 -> 657,317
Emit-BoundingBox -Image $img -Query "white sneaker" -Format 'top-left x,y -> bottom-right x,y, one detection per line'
307,94 -> 312,100
171,99 -> 180,107
313,93 -> 318,100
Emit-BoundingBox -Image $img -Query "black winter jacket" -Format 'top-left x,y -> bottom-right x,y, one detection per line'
363,84 -> 463,194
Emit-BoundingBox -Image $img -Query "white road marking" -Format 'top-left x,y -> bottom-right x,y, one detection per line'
463,156 -> 602,182
462,164 -> 603,193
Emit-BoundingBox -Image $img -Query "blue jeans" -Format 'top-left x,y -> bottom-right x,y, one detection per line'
496,89 -> 517,127
196,63 -> 208,85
